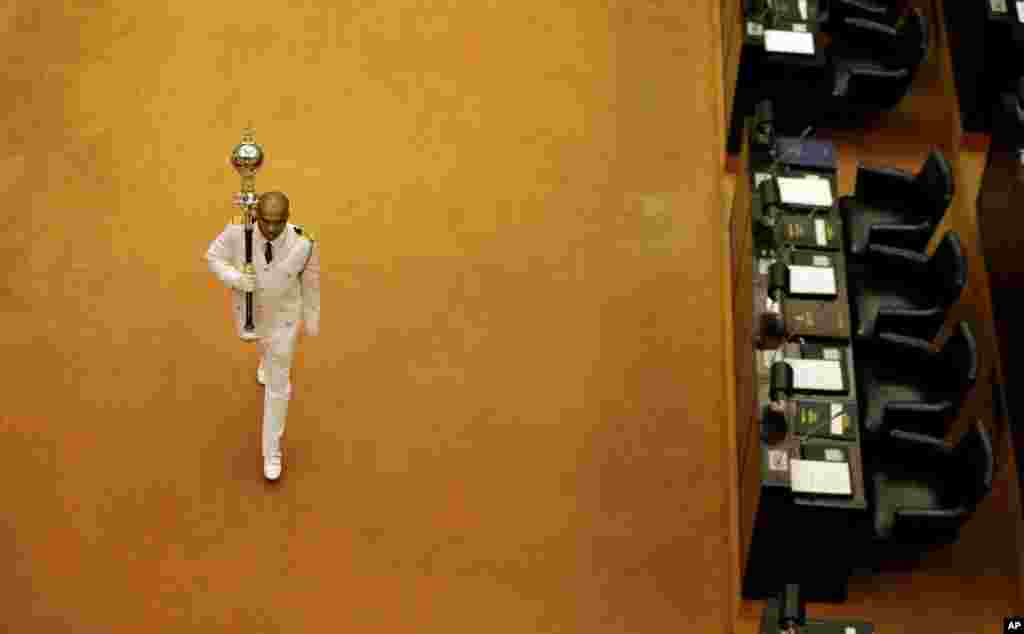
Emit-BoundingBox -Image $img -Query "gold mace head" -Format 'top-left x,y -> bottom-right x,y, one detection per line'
230,128 -> 264,177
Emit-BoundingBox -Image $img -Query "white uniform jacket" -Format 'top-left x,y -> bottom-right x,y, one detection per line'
204,221 -> 320,339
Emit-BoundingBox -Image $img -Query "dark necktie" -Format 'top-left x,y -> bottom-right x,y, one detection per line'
265,241 -> 273,264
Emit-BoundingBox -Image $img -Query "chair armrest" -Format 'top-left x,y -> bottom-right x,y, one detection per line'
838,16 -> 899,40
865,221 -> 933,252
864,243 -> 930,269
895,506 -> 969,519
874,307 -> 945,340
839,0 -> 891,17
834,18 -> 901,60
891,506 -> 969,541
881,401 -> 955,437
874,331 -> 934,356
886,428 -> 954,455
854,164 -> 916,203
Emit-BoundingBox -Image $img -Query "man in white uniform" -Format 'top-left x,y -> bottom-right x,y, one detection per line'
204,191 -> 320,481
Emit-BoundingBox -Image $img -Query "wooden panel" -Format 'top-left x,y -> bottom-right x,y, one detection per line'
731,126 -> 756,475
729,122 -> 766,590
722,0 -> 746,162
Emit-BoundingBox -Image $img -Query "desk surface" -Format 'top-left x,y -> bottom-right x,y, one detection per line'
744,133 -> 867,511
744,0 -> 822,45
987,0 -> 1024,24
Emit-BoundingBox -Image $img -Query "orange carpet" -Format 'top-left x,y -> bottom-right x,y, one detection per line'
0,3 -> 731,632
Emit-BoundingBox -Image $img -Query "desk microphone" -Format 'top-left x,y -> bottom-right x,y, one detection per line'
759,260 -> 789,348
754,99 -> 776,149
756,177 -> 783,233
778,584 -> 806,633
762,581 -> 873,632
761,400 -> 789,442
762,359 -> 793,441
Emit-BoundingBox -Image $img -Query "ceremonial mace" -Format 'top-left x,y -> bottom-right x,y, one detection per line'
230,127 -> 265,341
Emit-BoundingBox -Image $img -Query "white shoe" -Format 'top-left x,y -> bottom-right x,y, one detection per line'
257,362 -> 266,385
264,454 -> 282,481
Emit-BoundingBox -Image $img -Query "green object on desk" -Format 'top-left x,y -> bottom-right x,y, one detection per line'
794,401 -> 857,440
801,444 -> 849,463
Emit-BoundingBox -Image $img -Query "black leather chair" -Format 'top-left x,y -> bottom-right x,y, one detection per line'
825,0 -> 902,29
856,321 -> 978,438
825,8 -> 929,120
840,149 -> 954,256
850,231 -> 967,341
870,420 -> 993,547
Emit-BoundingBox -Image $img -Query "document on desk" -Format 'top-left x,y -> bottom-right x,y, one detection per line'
788,264 -> 837,296
764,29 -> 815,55
776,176 -> 833,207
790,459 -> 852,495
787,359 -> 845,391
815,218 -> 827,246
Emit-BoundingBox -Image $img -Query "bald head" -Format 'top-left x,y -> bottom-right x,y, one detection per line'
256,191 -> 290,241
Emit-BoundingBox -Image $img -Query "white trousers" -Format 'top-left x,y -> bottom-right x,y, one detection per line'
258,320 -> 299,458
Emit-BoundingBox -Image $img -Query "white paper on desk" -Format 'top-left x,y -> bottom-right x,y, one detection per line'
787,359 -> 844,391
768,449 -> 789,472
788,264 -> 837,296
790,459 -> 852,495
1017,1 -> 1024,22
764,29 -> 815,55
776,176 -> 833,206
815,218 -> 827,245
831,417 -> 844,435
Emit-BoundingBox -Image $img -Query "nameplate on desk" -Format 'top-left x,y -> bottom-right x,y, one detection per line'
788,264 -> 837,296
787,359 -> 845,391
763,29 -> 815,55
776,176 -> 833,207
790,459 -> 852,496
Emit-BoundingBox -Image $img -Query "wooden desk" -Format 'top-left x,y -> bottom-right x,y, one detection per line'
728,25 -> 828,154
732,123 -> 869,602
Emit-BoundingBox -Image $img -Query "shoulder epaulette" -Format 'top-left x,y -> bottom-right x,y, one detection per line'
293,225 -> 317,243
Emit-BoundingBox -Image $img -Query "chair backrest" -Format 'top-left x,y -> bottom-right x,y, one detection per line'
936,321 -> 978,394
895,9 -> 929,71
913,149 -> 954,223
927,232 -> 967,307
952,420 -> 994,509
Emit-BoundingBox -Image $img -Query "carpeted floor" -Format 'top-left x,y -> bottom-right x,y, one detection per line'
0,3 -> 732,632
